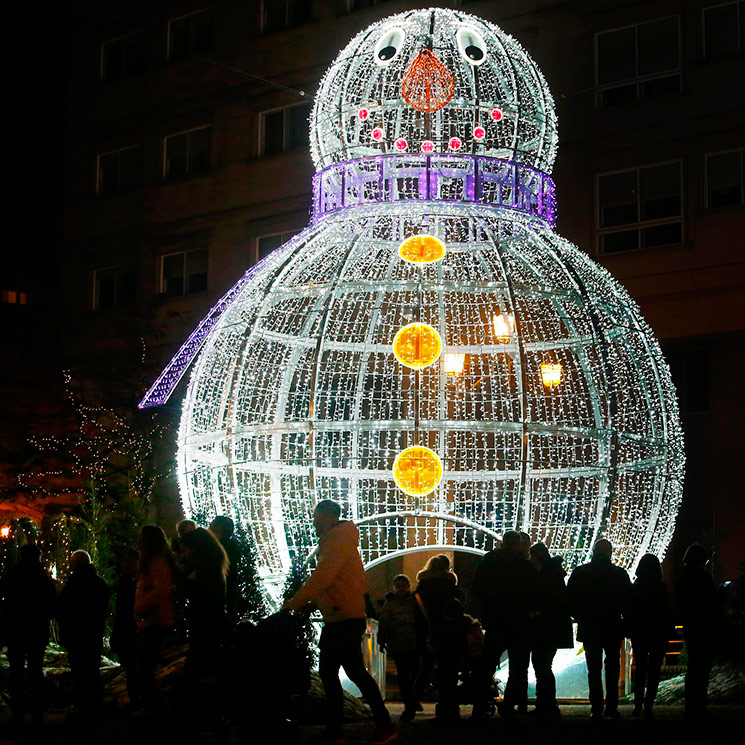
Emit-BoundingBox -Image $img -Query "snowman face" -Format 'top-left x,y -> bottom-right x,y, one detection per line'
310,8 -> 558,172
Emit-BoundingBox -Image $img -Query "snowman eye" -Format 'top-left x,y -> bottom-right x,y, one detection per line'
374,27 -> 406,67
456,26 -> 488,66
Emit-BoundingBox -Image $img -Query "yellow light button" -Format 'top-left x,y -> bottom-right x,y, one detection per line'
398,235 -> 446,264
393,322 -> 442,369
393,446 -> 443,496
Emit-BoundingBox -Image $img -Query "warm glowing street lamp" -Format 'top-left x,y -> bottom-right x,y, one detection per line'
492,312 -> 515,343
393,445 -> 443,496
540,362 -> 563,389
393,322 -> 442,368
0,526 -> 10,539
443,352 -> 466,376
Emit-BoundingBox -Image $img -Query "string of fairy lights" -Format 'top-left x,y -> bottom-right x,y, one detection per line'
155,8 -> 684,608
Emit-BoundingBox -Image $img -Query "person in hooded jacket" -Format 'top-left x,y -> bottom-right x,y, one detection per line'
628,553 -> 673,719
0,543 -> 57,727
378,574 -> 419,708
284,500 -> 396,745
57,550 -> 110,723
403,554 -> 463,723
529,542 -> 573,717
567,539 -> 631,720
470,530 -> 539,720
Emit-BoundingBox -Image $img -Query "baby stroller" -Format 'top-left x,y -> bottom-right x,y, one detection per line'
220,611 -> 311,744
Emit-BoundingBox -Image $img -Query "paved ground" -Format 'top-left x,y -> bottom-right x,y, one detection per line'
1,702 -> 744,745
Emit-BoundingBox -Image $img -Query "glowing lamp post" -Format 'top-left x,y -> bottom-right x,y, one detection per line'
492,312 -> 515,343
540,362 -> 563,389
443,352 -> 466,376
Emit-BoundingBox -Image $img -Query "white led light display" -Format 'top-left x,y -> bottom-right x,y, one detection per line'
310,8 -> 558,171
171,9 -> 683,607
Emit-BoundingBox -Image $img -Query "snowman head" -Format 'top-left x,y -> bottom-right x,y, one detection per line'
310,8 -> 558,173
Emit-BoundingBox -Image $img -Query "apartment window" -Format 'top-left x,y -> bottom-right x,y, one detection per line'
706,148 -> 744,207
665,348 -> 709,414
164,127 -> 211,179
2,290 -> 27,305
94,266 -> 136,310
596,17 -> 680,106
161,248 -> 208,296
257,230 -> 299,261
703,2 -> 744,61
262,0 -> 312,33
168,9 -> 213,61
597,161 -> 683,253
96,146 -> 140,196
260,103 -> 311,156
101,32 -> 145,81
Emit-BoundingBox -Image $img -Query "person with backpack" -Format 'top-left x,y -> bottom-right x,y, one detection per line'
378,574 -> 419,709
283,500 -> 396,745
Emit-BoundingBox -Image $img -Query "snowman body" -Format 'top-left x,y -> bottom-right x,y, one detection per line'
168,9 -> 683,605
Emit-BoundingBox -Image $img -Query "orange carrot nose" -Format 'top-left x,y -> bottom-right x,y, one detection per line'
401,48 -> 455,112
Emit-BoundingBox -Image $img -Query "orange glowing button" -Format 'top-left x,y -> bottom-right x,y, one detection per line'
399,235 -> 446,264
393,323 -> 442,368
393,446 -> 443,496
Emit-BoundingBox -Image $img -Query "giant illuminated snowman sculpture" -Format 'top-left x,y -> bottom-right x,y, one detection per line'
141,8 -> 684,606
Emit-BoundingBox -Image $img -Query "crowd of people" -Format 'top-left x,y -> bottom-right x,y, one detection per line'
0,501 -> 726,744
0,515 -> 240,732
284,502 -> 724,743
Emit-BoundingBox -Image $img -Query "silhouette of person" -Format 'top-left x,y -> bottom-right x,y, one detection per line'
209,515 -> 241,625
567,539 -> 630,720
179,527 -> 229,681
283,500 -> 396,745
110,549 -> 140,710
378,574 -> 419,709
628,553 -> 673,718
57,550 -> 110,723
134,525 -> 174,716
676,543 -> 722,719
404,554 -> 462,723
529,542 -> 573,717
0,543 -> 56,728
471,530 -> 539,720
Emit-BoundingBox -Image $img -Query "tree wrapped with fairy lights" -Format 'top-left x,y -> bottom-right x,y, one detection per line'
141,8 -> 684,608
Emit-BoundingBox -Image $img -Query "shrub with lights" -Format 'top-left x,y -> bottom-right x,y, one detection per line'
141,8 -> 684,608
